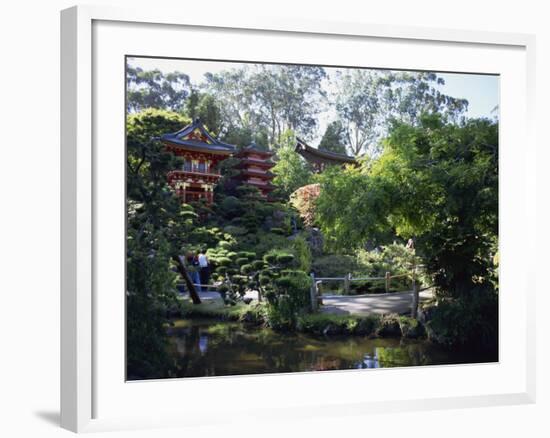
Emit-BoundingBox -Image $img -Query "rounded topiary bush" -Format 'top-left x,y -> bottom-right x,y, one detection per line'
276,254 -> 294,265
240,264 -> 254,274
219,196 -> 244,218
235,257 -> 249,266
251,260 -> 265,271
217,257 -> 232,267
275,276 -> 293,289
263,253 -> 277,265
259,275 -> 271,286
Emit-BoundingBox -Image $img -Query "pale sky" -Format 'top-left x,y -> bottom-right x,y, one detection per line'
128,57 -> 499,143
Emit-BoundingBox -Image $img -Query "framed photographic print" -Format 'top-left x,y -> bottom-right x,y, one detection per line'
61,5 -> 536,433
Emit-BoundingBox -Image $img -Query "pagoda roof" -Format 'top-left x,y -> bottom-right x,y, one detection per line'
161,118 -> 236,155
237,168 -> 275,178
236,158 -> 275,169
244,180 -> 276,190
235,142 -> 273,157
295,137 -> 356,165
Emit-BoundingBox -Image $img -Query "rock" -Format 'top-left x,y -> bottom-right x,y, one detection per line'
322,324 -> 342,336
376,314 -> 402,337
399,317 -> 426,339
242,297 -> 253,305
355,316 -> 379,336
306,227 -> 324,256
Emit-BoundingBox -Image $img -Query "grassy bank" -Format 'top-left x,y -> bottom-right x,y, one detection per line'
174,300 -> 426,339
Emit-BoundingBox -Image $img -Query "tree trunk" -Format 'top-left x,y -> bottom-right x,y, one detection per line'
411,268 -> 419,319
172,255 -> 201,304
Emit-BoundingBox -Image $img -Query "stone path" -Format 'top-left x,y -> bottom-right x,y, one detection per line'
320,289 -> 434,316
180,288 -> 433,316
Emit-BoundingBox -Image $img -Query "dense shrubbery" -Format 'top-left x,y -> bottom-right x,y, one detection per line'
292,235 -> 312,273
297,313 -> 381,336
263,269 -> 311,330
127,232 -> 179,378
421,289 -> 498,349
311,254 -> 359,277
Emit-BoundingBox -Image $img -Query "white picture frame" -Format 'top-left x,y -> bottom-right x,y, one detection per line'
60,5 -> 536,433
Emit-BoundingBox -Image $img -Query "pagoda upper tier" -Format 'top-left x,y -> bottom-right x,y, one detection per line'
234,143 -> 276,199
161,118 -> 236,204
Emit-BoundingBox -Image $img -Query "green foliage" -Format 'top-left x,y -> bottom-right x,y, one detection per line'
126,233 -> 178,378
356,243 -> 419,276
350,243 -> 424,293
223,225 -> 248,237
318,120 -> 348,154
316,116 -> 498,297
376,314 -> 403,337
333,70 -> 468,156
423,290 -> 498,348
238,230 -> 291,255
126,109 -> 199,378
272,130 -> 313,197
218,196 -> 244,219
178,300 -> 266,325
184,90 -> 222,135
399,316 -> 426,339
204,65 -> 327,146
263,270 -> 311,330
311,254 -> 359,277
276,253 -> 295,265
296,313 -> 382,336
292,235 -> 312,273
127,66 -> 191,113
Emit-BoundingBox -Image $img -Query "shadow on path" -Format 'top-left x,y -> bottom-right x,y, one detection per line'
321,289 -> 434,316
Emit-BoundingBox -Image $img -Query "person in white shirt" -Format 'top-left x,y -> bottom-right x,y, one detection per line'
198,250 -> 209,292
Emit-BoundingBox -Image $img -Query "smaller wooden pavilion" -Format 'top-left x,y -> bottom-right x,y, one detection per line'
161,119 -> 236,204
295,137 -> 356,173
234,143 -> 276,198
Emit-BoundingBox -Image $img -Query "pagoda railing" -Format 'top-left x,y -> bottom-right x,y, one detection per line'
168,169 -> 221,179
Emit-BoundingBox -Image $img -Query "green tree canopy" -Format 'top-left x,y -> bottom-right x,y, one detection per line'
271,130 -> 313,198
333,70 -> 469,157
184,89 -> 223,135
318,120 -> 347,154
127,66 -> 192,113
315,114 -> 498,299
204,65 -> 327,146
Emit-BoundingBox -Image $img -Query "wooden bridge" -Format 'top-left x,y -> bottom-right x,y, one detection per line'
309,268 -> 426,318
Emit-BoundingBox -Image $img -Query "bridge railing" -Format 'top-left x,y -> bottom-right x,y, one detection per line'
309,267 -> 422,316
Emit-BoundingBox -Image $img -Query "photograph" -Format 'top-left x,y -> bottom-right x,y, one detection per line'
125,57 -> 499,381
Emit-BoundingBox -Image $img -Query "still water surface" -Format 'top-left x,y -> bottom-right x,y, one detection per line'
164,319 -> 497,378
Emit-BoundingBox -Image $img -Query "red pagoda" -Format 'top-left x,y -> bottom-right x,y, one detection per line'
234,143 -> 276,198
161,118 -> 236,204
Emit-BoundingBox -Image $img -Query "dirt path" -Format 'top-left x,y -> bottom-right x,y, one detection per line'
179,288 -> 433,316
320,289 -> 434,316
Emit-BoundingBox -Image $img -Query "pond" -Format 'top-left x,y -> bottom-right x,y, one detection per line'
152,318 -> 497,379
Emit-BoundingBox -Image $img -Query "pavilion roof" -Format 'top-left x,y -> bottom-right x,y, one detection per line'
161,118 -> 236,155
295,137 -> 356,165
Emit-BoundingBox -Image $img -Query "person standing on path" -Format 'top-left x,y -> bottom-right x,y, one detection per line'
198,250 -> 210,293
186,251 -> 201,292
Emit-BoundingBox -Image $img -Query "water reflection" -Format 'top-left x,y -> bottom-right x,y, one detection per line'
146,319 -> 497,380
